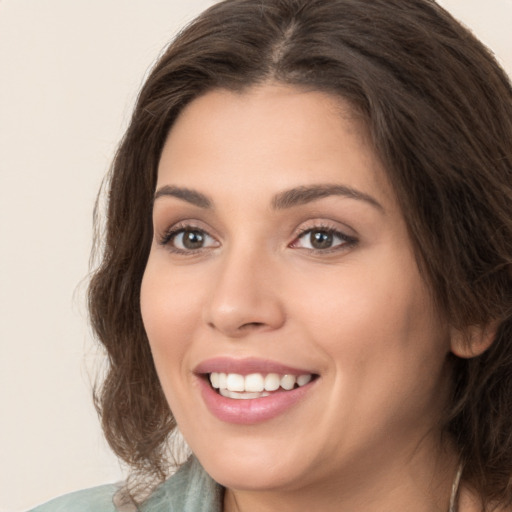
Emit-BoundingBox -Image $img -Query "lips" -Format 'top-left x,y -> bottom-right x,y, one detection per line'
194,357 -> 318,424
195,357 -> 315,376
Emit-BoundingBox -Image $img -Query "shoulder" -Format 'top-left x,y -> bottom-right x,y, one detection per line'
28,483 -> 119,512
28,457 -> 223,512
142,456 -> 223,512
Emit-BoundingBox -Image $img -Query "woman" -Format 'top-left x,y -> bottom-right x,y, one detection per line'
31,0 -> 512,510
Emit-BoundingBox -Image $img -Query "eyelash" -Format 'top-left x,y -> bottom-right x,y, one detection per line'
157,223 -> 358,255
158,222 -> 218,255
290,225 -> 358,254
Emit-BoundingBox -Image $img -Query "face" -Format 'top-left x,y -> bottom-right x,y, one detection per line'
141,84 -> 453,495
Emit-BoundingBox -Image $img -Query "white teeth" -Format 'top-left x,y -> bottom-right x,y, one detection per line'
219,389 -> 270,399
280,374 -> 296,390
264,373 -> 281,391
297,374 -> 312,386
226,373 -> 245,392
208,372 -> 314,395
210,372 -> 220,389
245,373 -> 265,392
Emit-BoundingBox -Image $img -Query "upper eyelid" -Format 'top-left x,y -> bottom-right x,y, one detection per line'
293,219 -> 358,238
296,226 -> 345,237
292,226 -> 357,245
165,224 -> 209,238
157,219 -> 213,237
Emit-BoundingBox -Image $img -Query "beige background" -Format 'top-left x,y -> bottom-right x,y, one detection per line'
0,1 -> 510,511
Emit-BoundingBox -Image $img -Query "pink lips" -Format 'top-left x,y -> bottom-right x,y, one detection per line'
194,357 -> 317,425
194,357 -> 313,376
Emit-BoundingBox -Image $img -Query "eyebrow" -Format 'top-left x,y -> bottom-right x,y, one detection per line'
153,183 -> 384,212
154,185 -> 212,208
271,184 -> 384,212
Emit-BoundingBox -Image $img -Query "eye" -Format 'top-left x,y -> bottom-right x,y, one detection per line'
160,226 -> 219,253
291,227 -> 357,252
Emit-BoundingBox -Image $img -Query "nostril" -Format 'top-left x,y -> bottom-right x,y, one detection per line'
240,322 -> 265,330
207,320 -> 265,332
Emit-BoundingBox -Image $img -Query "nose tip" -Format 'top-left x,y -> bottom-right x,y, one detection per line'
203,259 -> 285,338
206,298 -> 285,338
206,304 -> 270,337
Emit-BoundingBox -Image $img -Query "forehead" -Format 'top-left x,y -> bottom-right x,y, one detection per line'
157,84 -> 395,211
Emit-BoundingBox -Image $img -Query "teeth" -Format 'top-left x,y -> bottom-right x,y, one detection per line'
219,389 -> 270,399
210,372 -> 220,388
281,374 -> 296,390
297,374 -> 312,386
264,373 -> 280,391
245,373 -> 264,392
226,373 -> 245,392
209,372 -> 313,394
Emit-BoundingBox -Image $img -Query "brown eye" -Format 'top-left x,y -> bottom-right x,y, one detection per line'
292,227 -> 357,252
309,230 -> 334,249
180,229 -> 206,249
163,227 -> 219,252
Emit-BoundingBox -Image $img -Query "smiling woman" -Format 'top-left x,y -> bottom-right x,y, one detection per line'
142,85 -> 456,509
29,0 -> 512,511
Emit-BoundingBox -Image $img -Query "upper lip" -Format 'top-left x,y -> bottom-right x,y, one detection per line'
194,357 -> 316,376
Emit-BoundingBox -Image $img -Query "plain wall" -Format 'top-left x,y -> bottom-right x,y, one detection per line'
0,1 -> 510,511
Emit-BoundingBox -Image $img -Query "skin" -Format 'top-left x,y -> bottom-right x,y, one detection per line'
140,84 -> 461,511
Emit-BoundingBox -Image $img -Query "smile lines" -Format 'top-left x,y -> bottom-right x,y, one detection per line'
209,372 -> 313,399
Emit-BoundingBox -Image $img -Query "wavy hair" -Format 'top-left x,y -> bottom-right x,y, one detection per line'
89,0 -> 512,507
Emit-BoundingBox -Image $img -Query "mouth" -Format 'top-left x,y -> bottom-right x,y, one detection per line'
194,357 -> 319,423
208,372 -> 316,399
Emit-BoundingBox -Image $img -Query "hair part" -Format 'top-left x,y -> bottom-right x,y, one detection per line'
89,0 -> 512,506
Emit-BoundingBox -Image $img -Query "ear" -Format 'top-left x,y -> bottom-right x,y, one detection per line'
450,322 -> 498,358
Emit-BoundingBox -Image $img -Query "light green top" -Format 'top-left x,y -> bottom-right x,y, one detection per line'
29,457 -> 223,512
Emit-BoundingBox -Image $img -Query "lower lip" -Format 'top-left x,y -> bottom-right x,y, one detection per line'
198,377 -> 315,425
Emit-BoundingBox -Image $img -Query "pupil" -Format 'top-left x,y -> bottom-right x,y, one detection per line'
311,230 -> 332,249
183,230 -> 204,249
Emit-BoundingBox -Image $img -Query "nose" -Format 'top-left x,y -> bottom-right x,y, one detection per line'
203,246 -> 286,338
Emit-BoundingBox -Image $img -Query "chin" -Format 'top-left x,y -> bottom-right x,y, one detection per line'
183,426 -> 316,491
201,455 -> 310,492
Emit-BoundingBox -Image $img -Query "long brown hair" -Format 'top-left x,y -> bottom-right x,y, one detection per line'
89,0 -> 512,506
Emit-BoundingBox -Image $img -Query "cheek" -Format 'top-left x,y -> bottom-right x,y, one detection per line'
306,245 -> 441,347
290,252 -> 450,408
139,257 -> 211,432
140,257 -> 203,381
141,252 -> 200,328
